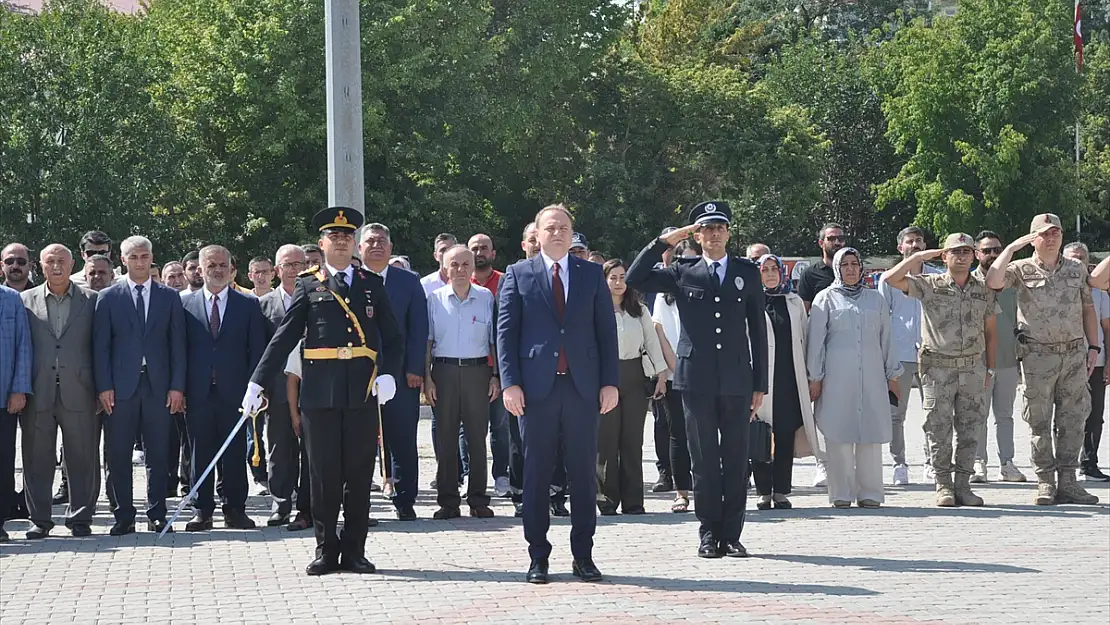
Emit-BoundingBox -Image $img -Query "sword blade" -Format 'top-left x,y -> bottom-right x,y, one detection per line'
159,411 -> 251,540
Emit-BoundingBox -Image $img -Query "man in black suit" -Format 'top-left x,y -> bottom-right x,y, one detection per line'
258,244 -> 313,530
93,236 -> 186,536
626,201 -> 767,558
180,245 -> 267,531
498,204 -> 620,584
244,207 -> 403,576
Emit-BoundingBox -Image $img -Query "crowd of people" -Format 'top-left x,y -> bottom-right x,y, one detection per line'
0,205 -> 1108,582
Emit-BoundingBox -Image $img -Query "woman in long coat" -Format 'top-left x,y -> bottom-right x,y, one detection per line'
751,254 -> 822,510
806,248 -> 903,508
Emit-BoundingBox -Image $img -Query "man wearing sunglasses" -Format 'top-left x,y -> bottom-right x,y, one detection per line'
970,231 -> 1026,484
797,223 -> 847,313
2,243 -> 34,293
70,231 -> 121,288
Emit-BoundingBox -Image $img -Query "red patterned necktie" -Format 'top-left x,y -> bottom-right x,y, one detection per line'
552,263 -> 568,373
210,296 -> 221,339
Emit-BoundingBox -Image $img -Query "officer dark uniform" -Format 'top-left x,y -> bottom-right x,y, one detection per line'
248,207 -> 403,576
626,200 -> 767,558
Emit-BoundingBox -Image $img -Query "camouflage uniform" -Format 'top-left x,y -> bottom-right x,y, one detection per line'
1002,253 -> 1097,504
906,267 -> 994,506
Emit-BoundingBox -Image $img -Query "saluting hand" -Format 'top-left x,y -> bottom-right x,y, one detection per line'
599,386 -> 619,414
1007,232 -> 1038,252
915,249 -> 945,262
659,224 -> 698,248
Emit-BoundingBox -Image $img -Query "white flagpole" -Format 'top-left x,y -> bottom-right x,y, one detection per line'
1075,0 -> 1082,237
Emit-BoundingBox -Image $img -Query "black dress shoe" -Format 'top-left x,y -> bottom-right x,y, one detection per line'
651,477 -> 674,493
267,512 -> 290,527
756,499 -> 772,510
698,536 -> 722,558
286,512 -> 312,531
52,486 -> 69,505
305,556 -> 338,576
368,517 -> 379,527
147,520 -> 172,534
598,505 -> 618,516
772,497 -> 793,510
550,500 -> 569,517
1082,466 -> 1110,482
70,523 -> 92,537
395,505 -> 417,521
622,507 -> 646,515
224,509 -> 257,530
339,555 -> 377,574
26,524 -> 51,540
109,521 -> 136,537
185,512 -> 214,532
433,506 -> 461,520
469,505 -> 495,518
513,502 -> 524,518
719,541 -> 749,558
526,558 -> 549,584
571,558 -> 603,582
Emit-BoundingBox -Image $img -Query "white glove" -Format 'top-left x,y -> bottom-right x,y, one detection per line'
373,374 -> 397,405
241,381 -> 265,416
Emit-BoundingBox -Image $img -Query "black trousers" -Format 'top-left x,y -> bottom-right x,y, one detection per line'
301,406 -> 375,560
166,412 -> 190,493
682,392 -> 750,544
431,362 -> 492,509
509,412 -> 567,506
104,373 -> 171,524
753,423 -> 798,496
0,409 -> 16,524
265,401 -> 310,516
186,387 -> 248,515
1082,366 -> 1106,469
655,382 -> 692,491
651,396 -> 671,481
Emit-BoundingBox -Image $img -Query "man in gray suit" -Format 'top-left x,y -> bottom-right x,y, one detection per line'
20,244 -> 100,538
258,244 -> 312,530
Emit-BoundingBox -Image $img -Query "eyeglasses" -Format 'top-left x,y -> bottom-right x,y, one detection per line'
278,261 -> 306,270
824,236 -> 846,243
3,257 -> 28,266
978,247 -> 1002,255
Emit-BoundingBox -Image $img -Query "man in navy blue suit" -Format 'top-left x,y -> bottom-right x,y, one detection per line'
94,235 -> 186,536
180,245 -> 268,531
359,222 -> 428,521
498,203 -> 619,584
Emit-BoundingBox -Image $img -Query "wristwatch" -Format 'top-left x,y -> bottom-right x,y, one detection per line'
1090,345 -> 1103,354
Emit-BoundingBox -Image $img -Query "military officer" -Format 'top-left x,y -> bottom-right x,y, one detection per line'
243,207 -> 404,575
626,200 -> 767,559
985,214 -> 1100,506
882,233 -> 997,507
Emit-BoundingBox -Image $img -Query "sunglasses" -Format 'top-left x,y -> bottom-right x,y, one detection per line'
83,249 -> 109,257
3,257 -> 28,266
978,247 -> 1003,255
824,236 -> 846,243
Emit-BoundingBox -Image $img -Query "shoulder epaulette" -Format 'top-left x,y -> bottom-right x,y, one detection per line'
299,265 -> 319,277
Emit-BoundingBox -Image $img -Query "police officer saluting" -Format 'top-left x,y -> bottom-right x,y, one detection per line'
626,201 -> 767,559
242,207 -> 403,576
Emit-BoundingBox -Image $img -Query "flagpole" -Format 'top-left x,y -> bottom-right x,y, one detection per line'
1074,1 -> 1082,238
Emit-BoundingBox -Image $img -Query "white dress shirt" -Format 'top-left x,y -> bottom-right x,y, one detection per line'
540,251 -> 570,301
203,286 -> 229,326
325,262 -> 354,286
280,285 -> 294,312
420,270 -> 447,296
703,255 -> 728,285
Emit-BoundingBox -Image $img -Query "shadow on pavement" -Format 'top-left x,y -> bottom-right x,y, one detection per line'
377,567 -> 880,596
760,553 -> 1039,574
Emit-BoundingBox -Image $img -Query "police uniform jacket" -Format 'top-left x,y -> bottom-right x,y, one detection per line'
626,239 -> 768,397
250,265 -> 403,409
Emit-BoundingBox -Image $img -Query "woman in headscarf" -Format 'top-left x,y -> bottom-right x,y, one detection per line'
806,248 -> 903,508
751,255 -> 822,510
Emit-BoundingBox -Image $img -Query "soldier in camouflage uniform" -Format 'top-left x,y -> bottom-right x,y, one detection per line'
883,233 -> 996,507
985,214 -> 1101,506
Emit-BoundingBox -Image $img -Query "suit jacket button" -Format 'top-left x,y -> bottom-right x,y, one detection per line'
716,344 -> 722,349
348,328 -> 353,333
715,328 -> 721,334
714,297 -> 720,303
553,351 -> 559,357
714,313 -> 720,318
345,298 -> 351,303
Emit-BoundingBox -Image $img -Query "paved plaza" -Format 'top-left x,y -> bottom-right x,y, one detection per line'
1,394 -> 1107,625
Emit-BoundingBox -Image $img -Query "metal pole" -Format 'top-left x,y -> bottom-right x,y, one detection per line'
1075,0 -> 1081,238
325,0 -> 365,216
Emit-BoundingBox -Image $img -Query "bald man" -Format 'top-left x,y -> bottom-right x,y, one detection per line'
20,245 -> 100,538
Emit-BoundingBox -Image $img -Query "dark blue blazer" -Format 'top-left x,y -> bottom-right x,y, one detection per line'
382,265 -> 429,379
497,254 -> 619,402
93,280 -> 186,401
181,288 -> 268,404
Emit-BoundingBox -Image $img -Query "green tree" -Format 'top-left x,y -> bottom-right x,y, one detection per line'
872,0 -> 1087,240
0,0 -> 185,252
